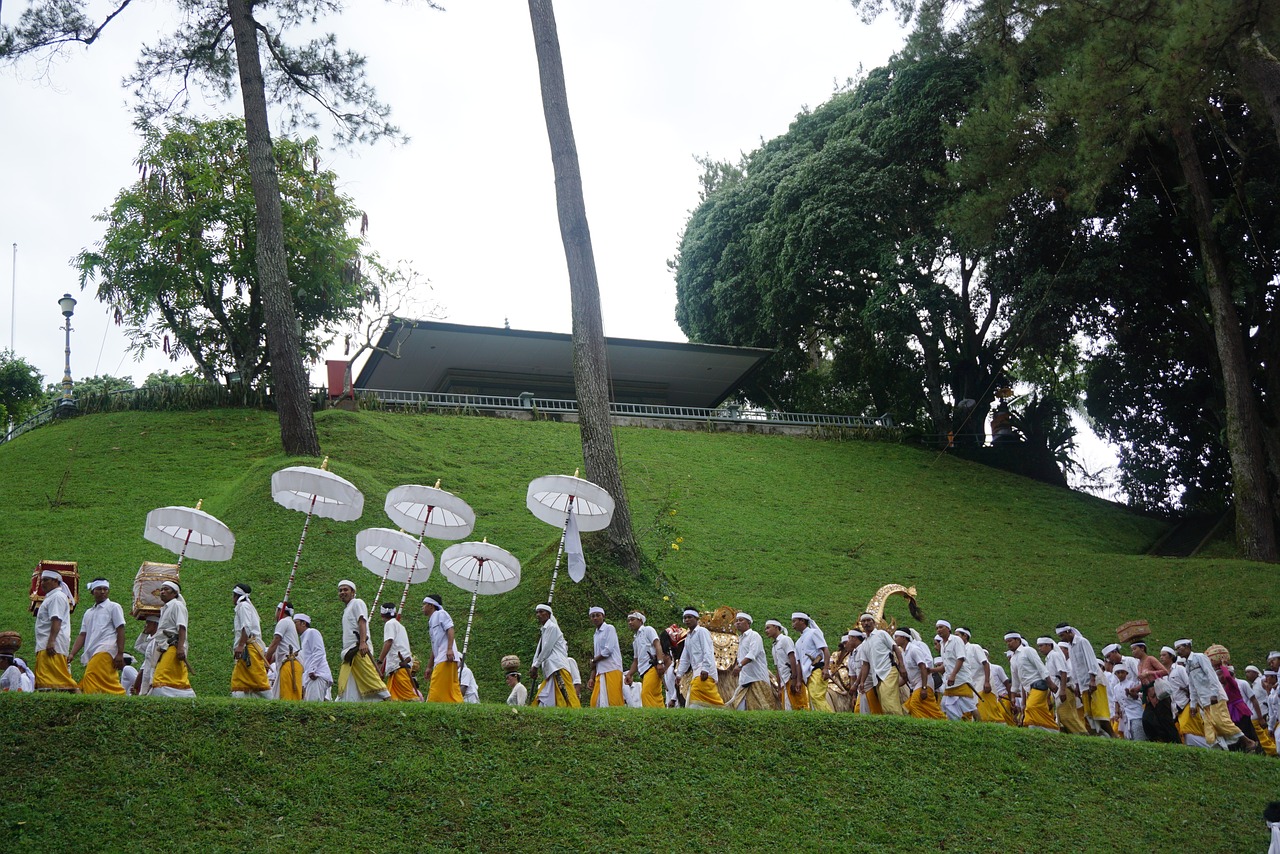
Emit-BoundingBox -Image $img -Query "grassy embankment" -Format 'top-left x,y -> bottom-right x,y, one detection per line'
2,408 -> 1278,850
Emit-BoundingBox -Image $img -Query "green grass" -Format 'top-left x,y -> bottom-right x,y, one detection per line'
2,407 -> 1278,850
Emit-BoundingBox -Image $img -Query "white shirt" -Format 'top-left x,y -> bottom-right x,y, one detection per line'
300,626 -> 333,683
120,664 -> 139,694
794,625 -> 828,681
963,642 -> 987,692
233,597 -> 264,644
735,628 -> 768,685
340,598 -> 371,657
272,617 -> 301,657
1165,661 -> 1190,710
592,622 -> 623,674
903,640 -> 933,690
631,624 -> 659,675
532,616 -> 571,675
1,665 -> 26,692
155,596 -> 190,651
772,634 -> 798,683
862,629 -> 896,685
677,625 -> 717,682
1044,646 -> 1069,688
566,658 -> 582,687
1113,671 -> 1144,721
78,598 -> 126,663
460,665 -> 479,703
1067,633 -> 1101,688
381,617 -> 412,674
35,588 -> 72,655
1008,646 -> 1048,696
427,608 -> 458,665
988,663 -> 1010,698
1184,651 -> 1223,707
940,635 -> 966,684
506,681 -> 528,706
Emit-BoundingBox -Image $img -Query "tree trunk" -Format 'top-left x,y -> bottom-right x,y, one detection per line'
527,0 -> 640,574
1171,118 -> 1277,561
228,0 -> 321,457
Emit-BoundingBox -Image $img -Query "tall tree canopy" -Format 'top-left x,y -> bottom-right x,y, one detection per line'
0,351 -> 44,425
75,117 -> 378,390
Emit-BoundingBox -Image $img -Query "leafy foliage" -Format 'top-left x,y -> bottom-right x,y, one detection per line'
0,350 -> 44,424
75,117 -> 378,388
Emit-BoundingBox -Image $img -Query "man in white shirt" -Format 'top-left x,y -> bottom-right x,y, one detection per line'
898,629 -> 943,720
1111,661 -> 1146,740
0,653 -> 29,692
119,653 -> 138,696
727,613 -> 774,710
1177,638 -> 1257,752
336,580 -> 388,701
624,611 -> 665,708
854,613 -> 906,715
937,620 -> 977,721
766,619 -> 807,711
1045,638 -> 1086,734
266,601 -> 303,701
132,615 -> 160,696
1159,646 -> 1204,746
33,569 -> 77,691
460,664 -> 479,704
230,584 -> 272,698
1056,624 -> 1113,736
529,604 -> 579,707
379,603 -> 419,701
586,606 -> 624,707
421,594 -> 462,703
150,581 -> 195,697
676,609 -> 724,708
793,612 -> 831,712
1007,634 -> 1057,731
69,578 -> 126,695
294,613 -> 333,701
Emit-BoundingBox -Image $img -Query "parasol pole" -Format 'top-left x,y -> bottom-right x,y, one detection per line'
396,480 -> 440,616
280,457 -> 328,617
544,494 -> 575,605
458,567 -> 482,694
173,498 -> 204,569
371,547 -> 400,610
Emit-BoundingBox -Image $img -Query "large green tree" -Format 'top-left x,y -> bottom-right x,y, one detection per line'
1,0 -> 413,456
76,117 -> 376,390
0,351 -> 44,425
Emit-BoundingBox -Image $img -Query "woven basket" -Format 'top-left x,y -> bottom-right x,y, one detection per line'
0,631 -> 20,655
1205,643 -> 1230,667
1115,619 -> 1150,643
28,560 -> 79,615
501,654 -> 522,673
132,561 -> 180,619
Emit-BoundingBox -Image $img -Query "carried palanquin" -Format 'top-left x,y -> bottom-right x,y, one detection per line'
132,562 -> 180,619
28,560 -> 78,615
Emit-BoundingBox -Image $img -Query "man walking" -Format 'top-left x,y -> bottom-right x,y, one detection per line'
69,578 -> 126,695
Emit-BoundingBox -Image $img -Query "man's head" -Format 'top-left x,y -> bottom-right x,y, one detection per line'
955,627 -> 972,643
1055,623 -> 1075,642
1263,671 -> 1278,693
1159,646 -> 1177,667
935,620 -> 951,640
88,578 -> 110,604
589,606 -> 605,629
626,612 -> 645,632
1129,640 -> 1148,657
380,603 -> 398,622
764,619 -> 784,640
1004,633 -> 1023,653
683,609 -> 700,629
1102,643 -> 1122,665
337,580 -> 356,605
858,613 -> 877,634
1267,650 -> 1280,670
422,594 -> 443,617
735,612 -> 753,634
157,581 -> 180,603
1174,639 -> 1193,657
536,603 -> 553,626
894,629 -> 912,650
1036,637 -> 1054,654
39,570 -> 62,595
293,614 -> 312,635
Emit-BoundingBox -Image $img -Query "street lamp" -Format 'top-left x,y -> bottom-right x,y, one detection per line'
57,293 -> 77,416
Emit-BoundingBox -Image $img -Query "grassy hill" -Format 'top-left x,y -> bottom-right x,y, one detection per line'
2,408 -> 1279,850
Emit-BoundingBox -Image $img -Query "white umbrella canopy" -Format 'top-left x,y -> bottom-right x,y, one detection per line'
439,541 -> 521,596
356,527 -> 434,584
144,505 -> 235,563
271,466 -> 365,521
385,485 -> 475,540
526,474 -> 615,531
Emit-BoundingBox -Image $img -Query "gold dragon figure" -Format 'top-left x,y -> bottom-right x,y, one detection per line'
864,583 -> 923,632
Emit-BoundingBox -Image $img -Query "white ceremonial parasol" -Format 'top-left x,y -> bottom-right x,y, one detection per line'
356,527 -> 434,608
143,500 -> 235,566
526,471 -> 614,603
272,457 -> 365,615
384,481 -> 475,615
439,540 -> 521,661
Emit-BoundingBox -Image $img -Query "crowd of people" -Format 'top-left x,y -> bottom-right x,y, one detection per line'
4,569 -> 1278,758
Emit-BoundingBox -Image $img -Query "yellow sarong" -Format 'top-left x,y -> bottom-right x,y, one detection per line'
79,651 -> 124,695
426,661 -> 463,703
906,686 -> 946,720
686,673 -> 724,708
807,671 -> 832,712
590,670 -> 625,707
387,668 -> 418,701
1057,693 -> 1088,734
277,657 -> 303,701
639,667 -> 664,707
875,668 -> 905,715
977,690 -> 1008,725
1085,685 -> 1110,720
1022,688 -> 1058,731
151,646 -> 192,691
1199,700 -> 1244,746
1176,703 -> 1205,738
783,681 -> 810,711
34,650 -> 78,692
532,668 -> 581,707
1256,723 -> 1276,756
231,642 -> 271,694
338,652 -> 389,699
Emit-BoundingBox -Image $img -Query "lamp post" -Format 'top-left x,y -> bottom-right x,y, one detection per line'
57,293 -> 77,417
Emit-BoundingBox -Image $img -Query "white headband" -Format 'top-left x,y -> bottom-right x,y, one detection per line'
1161,646 -> 1176,657
277,602 -> 293,616
1058,641 -> 1069,649
536,604 -> 552,614
1004,632 -> 1021,641
627,612 -> 645,623
736,612 -> 752,623
380,604 -> 397,616
1264,670 -> 1278,677
294,613 -> 311,624
1036,637 -> 1055,646
1101,643 -> 1120,656
1267,651 -> 1280,660
588,606 -> 604,617
87,579 -> 110,591
894,630 -> 911,639
1057,626 -> 1075,636
1245,666 -> 1260,674
791,612 -> 810,623
683,609 -> 699,618
955,627 -> 970,637
849,630 -> 865,639
338,579 -> 356,591
765,619 -> 783,631
859,613 -> 874,622
160,581 -> 180,593
233,585 -> 249,598
423,595 -> 443,608
1173,639 -> 1192,648
935,620 -> 951,630
41,570 -> 63,582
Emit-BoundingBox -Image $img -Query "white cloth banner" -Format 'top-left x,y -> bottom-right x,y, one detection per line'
566,511 -> 586,583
